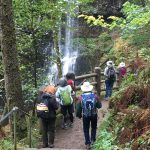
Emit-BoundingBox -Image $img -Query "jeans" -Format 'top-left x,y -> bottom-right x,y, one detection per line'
83,115 -> 97,145
105,79 -> 115,98
41,118 -> 56,146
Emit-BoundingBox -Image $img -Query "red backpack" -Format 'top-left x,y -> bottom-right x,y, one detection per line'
67,79 -> 75,91
119,67 -> 127,77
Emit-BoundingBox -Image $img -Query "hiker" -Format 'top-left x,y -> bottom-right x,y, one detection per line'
104,60 -> 116,100
66,72 -> 77,108
76,82 -> 102,150
66,72 -> 76,95
36,86 -> 59,148
117,62 -> 127,82
56,78 -> 74,129
43,84 -> 57,95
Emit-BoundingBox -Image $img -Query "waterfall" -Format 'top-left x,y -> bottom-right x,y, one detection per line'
47,43 -> 59,85
62,12 -> 78,75
48,0 -> 78,84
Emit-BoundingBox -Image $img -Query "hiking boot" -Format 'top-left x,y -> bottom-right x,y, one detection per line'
69,122 -> 73,128
42,144 -> 48,148
62,123 -> 68,129
86,144 -> 91,150
91,140 -> 95,145
49,144 -> 54,148
104,97 -> 109,101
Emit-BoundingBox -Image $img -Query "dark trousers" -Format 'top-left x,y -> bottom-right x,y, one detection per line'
61,104 -> 74,123
105,79 -> 115,98
83,115 -> 97,145
41,118 -> 56,146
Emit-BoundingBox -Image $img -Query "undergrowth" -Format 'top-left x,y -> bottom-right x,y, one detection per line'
94,112 -> 123,150
0,116 -> 40,150
94,68 -> 150,150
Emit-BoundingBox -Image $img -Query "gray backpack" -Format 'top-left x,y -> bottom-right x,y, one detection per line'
107,67 -> 116,80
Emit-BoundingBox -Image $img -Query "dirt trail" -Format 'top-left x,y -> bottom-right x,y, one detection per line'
53,100 -> 109,149
1,100 -> 109,150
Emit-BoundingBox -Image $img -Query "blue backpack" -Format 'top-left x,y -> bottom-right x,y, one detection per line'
81,93 -> 97,117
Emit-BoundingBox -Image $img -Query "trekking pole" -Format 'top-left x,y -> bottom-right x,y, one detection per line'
78,79 -> 86,86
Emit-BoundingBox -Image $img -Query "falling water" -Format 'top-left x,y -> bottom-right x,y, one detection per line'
48,0 -> 78,84
62,2 -> 78,76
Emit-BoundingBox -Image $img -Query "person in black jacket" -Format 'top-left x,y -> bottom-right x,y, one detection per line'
37,89 -> 59,148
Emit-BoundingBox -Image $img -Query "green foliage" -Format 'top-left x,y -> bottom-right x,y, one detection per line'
81,2 -> 150,32
12,0 -> 84,101
0,136 -> 14,150
93,1 -> 150,146
138,67 -> 150,84
79,1 -> 150,63
0,115 -> 41,149
79,2 -> 150,33
137,130 -> 150,147
79,33 -> 113,55
120,74 -> 136,88
77,32 -> 113,69
94,112 -> 121,150
111,74 -> 137,102
78,0 -> 95,14
121,2 -> 150,30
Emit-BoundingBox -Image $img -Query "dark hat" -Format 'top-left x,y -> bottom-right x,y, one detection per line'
59,78 -> 67,87
66,72 -> 75,80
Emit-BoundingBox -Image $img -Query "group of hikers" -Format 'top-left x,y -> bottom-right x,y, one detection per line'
104,59 -> 139,100
36,72 -> 101,149
104,60 -> 127,100
36,60 -> 137,149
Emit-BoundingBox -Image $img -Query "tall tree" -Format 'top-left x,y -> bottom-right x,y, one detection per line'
1,0 -> 26,138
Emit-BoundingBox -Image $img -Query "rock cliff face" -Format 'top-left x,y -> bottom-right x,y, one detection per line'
77,0 -> 127,38
89,0 -> 127,16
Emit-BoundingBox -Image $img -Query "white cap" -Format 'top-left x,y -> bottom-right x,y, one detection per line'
106,61 -> 114,67
119,62 -> 125,68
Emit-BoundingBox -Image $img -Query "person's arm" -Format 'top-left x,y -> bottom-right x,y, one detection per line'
104,67 -> 108,77
72,80 -> 76,92
52,97 -> 59,110
55,88 -> 61,105
116,67 -> 120,75
48,96 -> 59,110
68,84 -> 72,92
76,96 -> 82,118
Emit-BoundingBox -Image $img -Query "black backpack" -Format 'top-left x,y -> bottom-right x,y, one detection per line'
107,67 -> 116,80
36,94 -> 51,119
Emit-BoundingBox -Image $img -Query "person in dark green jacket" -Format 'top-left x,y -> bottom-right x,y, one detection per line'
76,82 -> 102,150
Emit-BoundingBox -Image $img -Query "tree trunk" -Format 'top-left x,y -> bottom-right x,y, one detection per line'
1,0 -> 26,138
53,33 -> 62,78
32,36 -> 37,88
